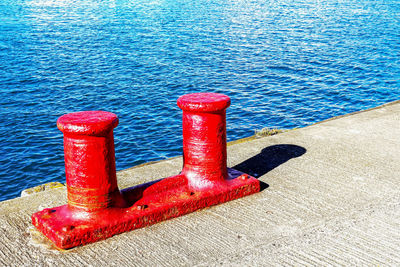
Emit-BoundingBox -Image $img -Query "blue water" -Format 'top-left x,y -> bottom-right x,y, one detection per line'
0,0 -> 399,201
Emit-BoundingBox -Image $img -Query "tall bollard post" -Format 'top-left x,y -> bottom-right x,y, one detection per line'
178,93 -> 230,190
32,93 -> 260,249
57,111 -> 125,211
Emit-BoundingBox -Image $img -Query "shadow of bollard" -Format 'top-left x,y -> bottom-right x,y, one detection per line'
233,144 -> 307,190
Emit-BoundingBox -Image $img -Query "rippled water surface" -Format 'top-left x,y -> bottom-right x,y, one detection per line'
0,0 -> 399,200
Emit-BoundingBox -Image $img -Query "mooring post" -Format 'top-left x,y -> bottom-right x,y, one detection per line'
177,93 -> 231,190
32,93 -> 260,249
57,111 -> 125,211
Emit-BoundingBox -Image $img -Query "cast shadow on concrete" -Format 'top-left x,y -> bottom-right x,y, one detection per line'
233,144 -> 307,191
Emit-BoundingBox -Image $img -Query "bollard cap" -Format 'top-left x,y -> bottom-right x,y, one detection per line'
57,111 -> 119,136
177,93 -> 231,113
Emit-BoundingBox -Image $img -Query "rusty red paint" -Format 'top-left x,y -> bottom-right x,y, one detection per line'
178,93 -> 230,190
31,93 -> 260,249
57,111 -> 126,211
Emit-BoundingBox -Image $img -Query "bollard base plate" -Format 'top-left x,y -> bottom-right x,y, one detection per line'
31,168 -> 260,249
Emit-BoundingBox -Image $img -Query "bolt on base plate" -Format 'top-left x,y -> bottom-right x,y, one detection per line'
32,168 -> 260,249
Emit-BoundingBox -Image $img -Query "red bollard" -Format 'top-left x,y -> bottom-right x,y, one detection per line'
32,93 -> 260,249
57,111 -> 125,211
178,93 -> 230,190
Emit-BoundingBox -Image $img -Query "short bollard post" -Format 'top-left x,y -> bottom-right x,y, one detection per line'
178,93 -> 230,189
57,111 -> 125,210
32,93 -> 260,249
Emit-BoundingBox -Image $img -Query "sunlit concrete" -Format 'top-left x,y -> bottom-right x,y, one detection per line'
1,101 -> 399,266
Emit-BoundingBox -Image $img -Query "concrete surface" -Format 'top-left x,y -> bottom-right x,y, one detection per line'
1,101 -> 400,266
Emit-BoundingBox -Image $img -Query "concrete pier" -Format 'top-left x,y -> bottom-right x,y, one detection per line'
1,101 -> 399,266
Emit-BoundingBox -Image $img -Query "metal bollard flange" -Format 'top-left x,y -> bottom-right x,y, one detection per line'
31,93 -> 260,249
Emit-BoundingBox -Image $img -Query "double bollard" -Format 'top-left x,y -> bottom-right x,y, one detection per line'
32,93 -> 260,249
